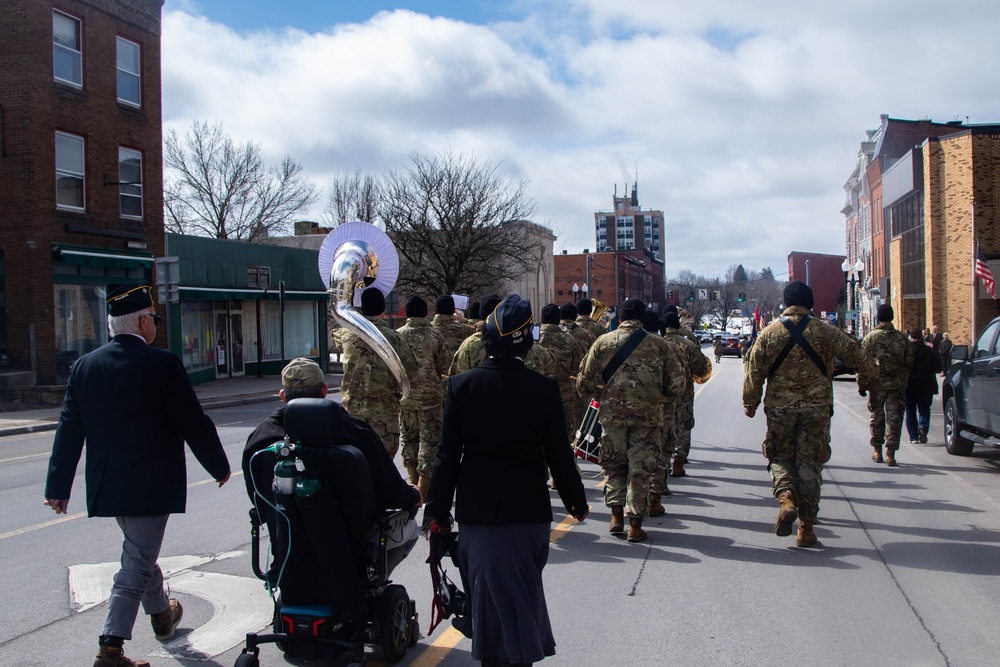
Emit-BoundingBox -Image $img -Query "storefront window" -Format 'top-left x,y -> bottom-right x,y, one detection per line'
245,300 -> 319,362
180,300 -> 215,371
54,284 -> 109,381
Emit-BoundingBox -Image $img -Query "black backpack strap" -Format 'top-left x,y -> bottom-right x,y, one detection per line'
768,315 -> 827,377
603,329 -> 648,384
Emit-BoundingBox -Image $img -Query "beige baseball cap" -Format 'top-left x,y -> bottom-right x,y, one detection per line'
281,358 -> 325,389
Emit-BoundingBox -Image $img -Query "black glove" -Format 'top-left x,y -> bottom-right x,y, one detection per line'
858,388 -> 867,397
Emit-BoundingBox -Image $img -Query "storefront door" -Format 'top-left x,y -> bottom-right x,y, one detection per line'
214,308 -> 246,378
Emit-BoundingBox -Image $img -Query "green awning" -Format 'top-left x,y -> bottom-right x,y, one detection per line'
53,243 -> 154,269
178,286 -> 329,302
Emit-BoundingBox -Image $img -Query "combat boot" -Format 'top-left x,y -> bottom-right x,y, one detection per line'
885,450 -> 897,467
775,489 -> 797,537
648,493 -> 665,517
151,598 -> 183,641
405,462 -> 419,486
94,643 -> 149,667
626,517 -> 647,543
796,519 -> 817,547
418,474 -> 431,502
871,447 -> 884,463
609,506 -> 625,533
671,455 -> 687,477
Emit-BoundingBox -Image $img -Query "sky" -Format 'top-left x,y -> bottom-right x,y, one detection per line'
160,0 -> 1000,281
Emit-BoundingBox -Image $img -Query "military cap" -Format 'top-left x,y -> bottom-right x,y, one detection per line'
106,282 -> 155,316
783,281 -> 814,309
405,296 -> 428,318
559,302 -> 578,320
577,298 -> 594,315
480,295 -> 502,319
663,311 -> 681,329
541,303 -> 561,325
360,287 -> 385,316
877,303 -> 894,322
662,304 -> 678,315
643,311 -> 661,333
282,357 -> 326,389
467,300 -> 481,320
620,298 -> 646,323
485,294 -> 533,347
435,294 -> 456,315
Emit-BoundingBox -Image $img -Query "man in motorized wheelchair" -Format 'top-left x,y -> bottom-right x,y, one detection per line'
236,359 -> 422,667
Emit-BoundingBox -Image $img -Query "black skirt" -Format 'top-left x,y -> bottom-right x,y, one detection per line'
458,522 -> 556,664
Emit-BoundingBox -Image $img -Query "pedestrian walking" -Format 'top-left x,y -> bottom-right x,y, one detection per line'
661,310 -> 709,479
858,304 -> 913,466
904,328 -> 943,444
43,283 -> 231,667
939,332 -> 953,374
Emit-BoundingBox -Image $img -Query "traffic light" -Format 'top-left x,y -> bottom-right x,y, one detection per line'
688,290 -> 695,301
738,292 -> 745,302
667,290 -> 673,301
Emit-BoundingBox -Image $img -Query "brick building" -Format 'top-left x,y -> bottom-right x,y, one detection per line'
554,247 -> 664,317
0,0 -> 164,390
786,252 -> 845,323
594,183 -> 665,257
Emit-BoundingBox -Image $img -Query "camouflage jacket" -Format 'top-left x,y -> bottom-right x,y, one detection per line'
332,320 -> 419,418
678,326 -> 700,347
574,316 -> 607,346
577,320 -> 685,425
538,323 -> 587,397
449,330 -> 557,377
431,314 -> 475,358
396,317 -> 450,408
664,329 -> 708,397
743,306 -> 877,411
858,322 -> 913,392
561,318 -> 598,354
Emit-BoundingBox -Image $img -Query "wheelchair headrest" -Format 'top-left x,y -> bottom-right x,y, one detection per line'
284,398 -> 344,447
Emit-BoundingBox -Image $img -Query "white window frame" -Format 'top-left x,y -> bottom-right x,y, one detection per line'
53,10 -> 83,87
118,147 -> 143,218
116,36 -> 141,107
55,131 -> 85,210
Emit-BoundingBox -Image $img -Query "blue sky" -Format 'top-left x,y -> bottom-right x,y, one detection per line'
159,0 -> 1000,280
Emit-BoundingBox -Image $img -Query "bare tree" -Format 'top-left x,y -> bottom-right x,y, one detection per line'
378,150 -> 540,297
164,120 -> 318,241
322,169 -> 379,226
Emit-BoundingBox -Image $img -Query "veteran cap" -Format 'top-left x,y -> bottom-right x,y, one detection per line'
282,357 -> 325,389
485,294 -> 533,347
106,282 -> 155,316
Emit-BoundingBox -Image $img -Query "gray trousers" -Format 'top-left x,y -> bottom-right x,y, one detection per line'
103,515 -> 171,640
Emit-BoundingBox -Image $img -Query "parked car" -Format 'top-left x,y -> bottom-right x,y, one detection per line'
942,316 -> 1000,455
832,357 -> 856,377
717,335 -> 743,358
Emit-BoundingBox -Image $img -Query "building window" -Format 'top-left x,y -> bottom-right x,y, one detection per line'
119,147 -> 143,218
55,132 -> 85,210
53,10 -> 82,87
116,37 -> 141,106
54,284 -> 109,382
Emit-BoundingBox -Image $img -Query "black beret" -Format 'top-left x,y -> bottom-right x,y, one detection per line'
541,303 -> 561,325
577,298 -> 593,315
405,296 -> 427,318
485,295 -> 533,347
107,282 -> 154,316
467,301 -> 481,319
877,303 -> 894,322
559,302 -> 578,320
662,304 -> 678,315
643,311 -> 661,333
480,295 -> 502,320
360,288 -> 385,316
663,312 -> 680,329
621,298 -> 646,323
783,281 -> 814,309
435,294 -> 455,315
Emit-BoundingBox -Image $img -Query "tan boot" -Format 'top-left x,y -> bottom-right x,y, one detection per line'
417,474 -> 431,502
775,489 -> 798,537
405,462 -> 419,486
609,505 -> 625,533
648,493 -> 665,517
626,517 -> 647,543
871,447 -> 884,463
885,449 -> 897,467
94,643 -> 149,667
671,456 -> 687,478
796,518 -> 817,547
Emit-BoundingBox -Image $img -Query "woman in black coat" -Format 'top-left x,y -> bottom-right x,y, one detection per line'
905,328 -> 943,443
424,295 -> 589,667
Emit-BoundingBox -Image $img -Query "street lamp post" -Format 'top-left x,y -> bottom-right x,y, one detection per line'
572,282 -> 580,301
841,259 -> 865,334
581,282 -> 589,299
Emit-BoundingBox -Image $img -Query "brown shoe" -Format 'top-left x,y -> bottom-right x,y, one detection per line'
871,448 -> 884,463
626,517 -> 647,543
671,456 -> 687,478
609,505 -> 625,533
648,493 -> 665,517
796,519 -> 817,547
775,490 -> 797,537
885,450 -> 897,467
151,598 -> 183,641
94,644 -> 149,667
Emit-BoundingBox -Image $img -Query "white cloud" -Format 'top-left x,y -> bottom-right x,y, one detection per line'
162,1 -> 1000,280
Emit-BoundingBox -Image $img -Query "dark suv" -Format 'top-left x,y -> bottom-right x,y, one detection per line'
717,335 -> 743,358
942,316 -> 1000,455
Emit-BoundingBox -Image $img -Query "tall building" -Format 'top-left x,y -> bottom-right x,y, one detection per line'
0,0 -> 165,390
594,183 -> 665,257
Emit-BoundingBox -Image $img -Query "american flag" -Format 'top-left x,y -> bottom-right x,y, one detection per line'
977,244 -> 997,299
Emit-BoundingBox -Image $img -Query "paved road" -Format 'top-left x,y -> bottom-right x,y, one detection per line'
3,359 -> 1000,666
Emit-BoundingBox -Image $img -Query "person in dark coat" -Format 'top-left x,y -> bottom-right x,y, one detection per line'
939,332 -> 953,374
424,295 -> 589,667
43,283 -> 231,667
905,327 -> 943,444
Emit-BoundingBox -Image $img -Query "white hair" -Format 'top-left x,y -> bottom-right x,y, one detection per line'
108,310 -> 144,336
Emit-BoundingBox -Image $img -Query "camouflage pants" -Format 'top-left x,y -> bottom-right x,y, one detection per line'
561,387 -> 582,444
650,411 -> 677,496
349,401 -> 401,458
672,395 -> 695,461
762,406 -> 830,521
399,404 -> 443,475
599,421 -> 660,519
868,389 -> 906,450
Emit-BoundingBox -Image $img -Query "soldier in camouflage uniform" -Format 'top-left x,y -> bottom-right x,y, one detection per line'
560,302 -> 597,353
538,303 -> 588,442
396,296 -> 450,498
450,295 -> 557,377
743,281 -> 877,547
670,305 -> 701,347
431,294 -> 475,360
578,299 -> 686,543
858,303 -> 913,467
575,297 -> 608,342
641,311 -> 677,514
331,288 -> 419,459
662,311 -> 709,479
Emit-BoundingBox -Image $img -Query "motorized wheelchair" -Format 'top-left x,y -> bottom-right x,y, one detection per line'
234,398 -> 419,667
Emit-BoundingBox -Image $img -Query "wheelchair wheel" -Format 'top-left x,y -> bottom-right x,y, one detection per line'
379,585 -> 412,662
234,652 -> 259,667
273,605 -> 288,652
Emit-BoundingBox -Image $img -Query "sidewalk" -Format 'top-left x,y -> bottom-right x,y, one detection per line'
0,373 -> 343,438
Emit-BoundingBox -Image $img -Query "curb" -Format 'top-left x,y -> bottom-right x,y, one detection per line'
0,422 -> 59,438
